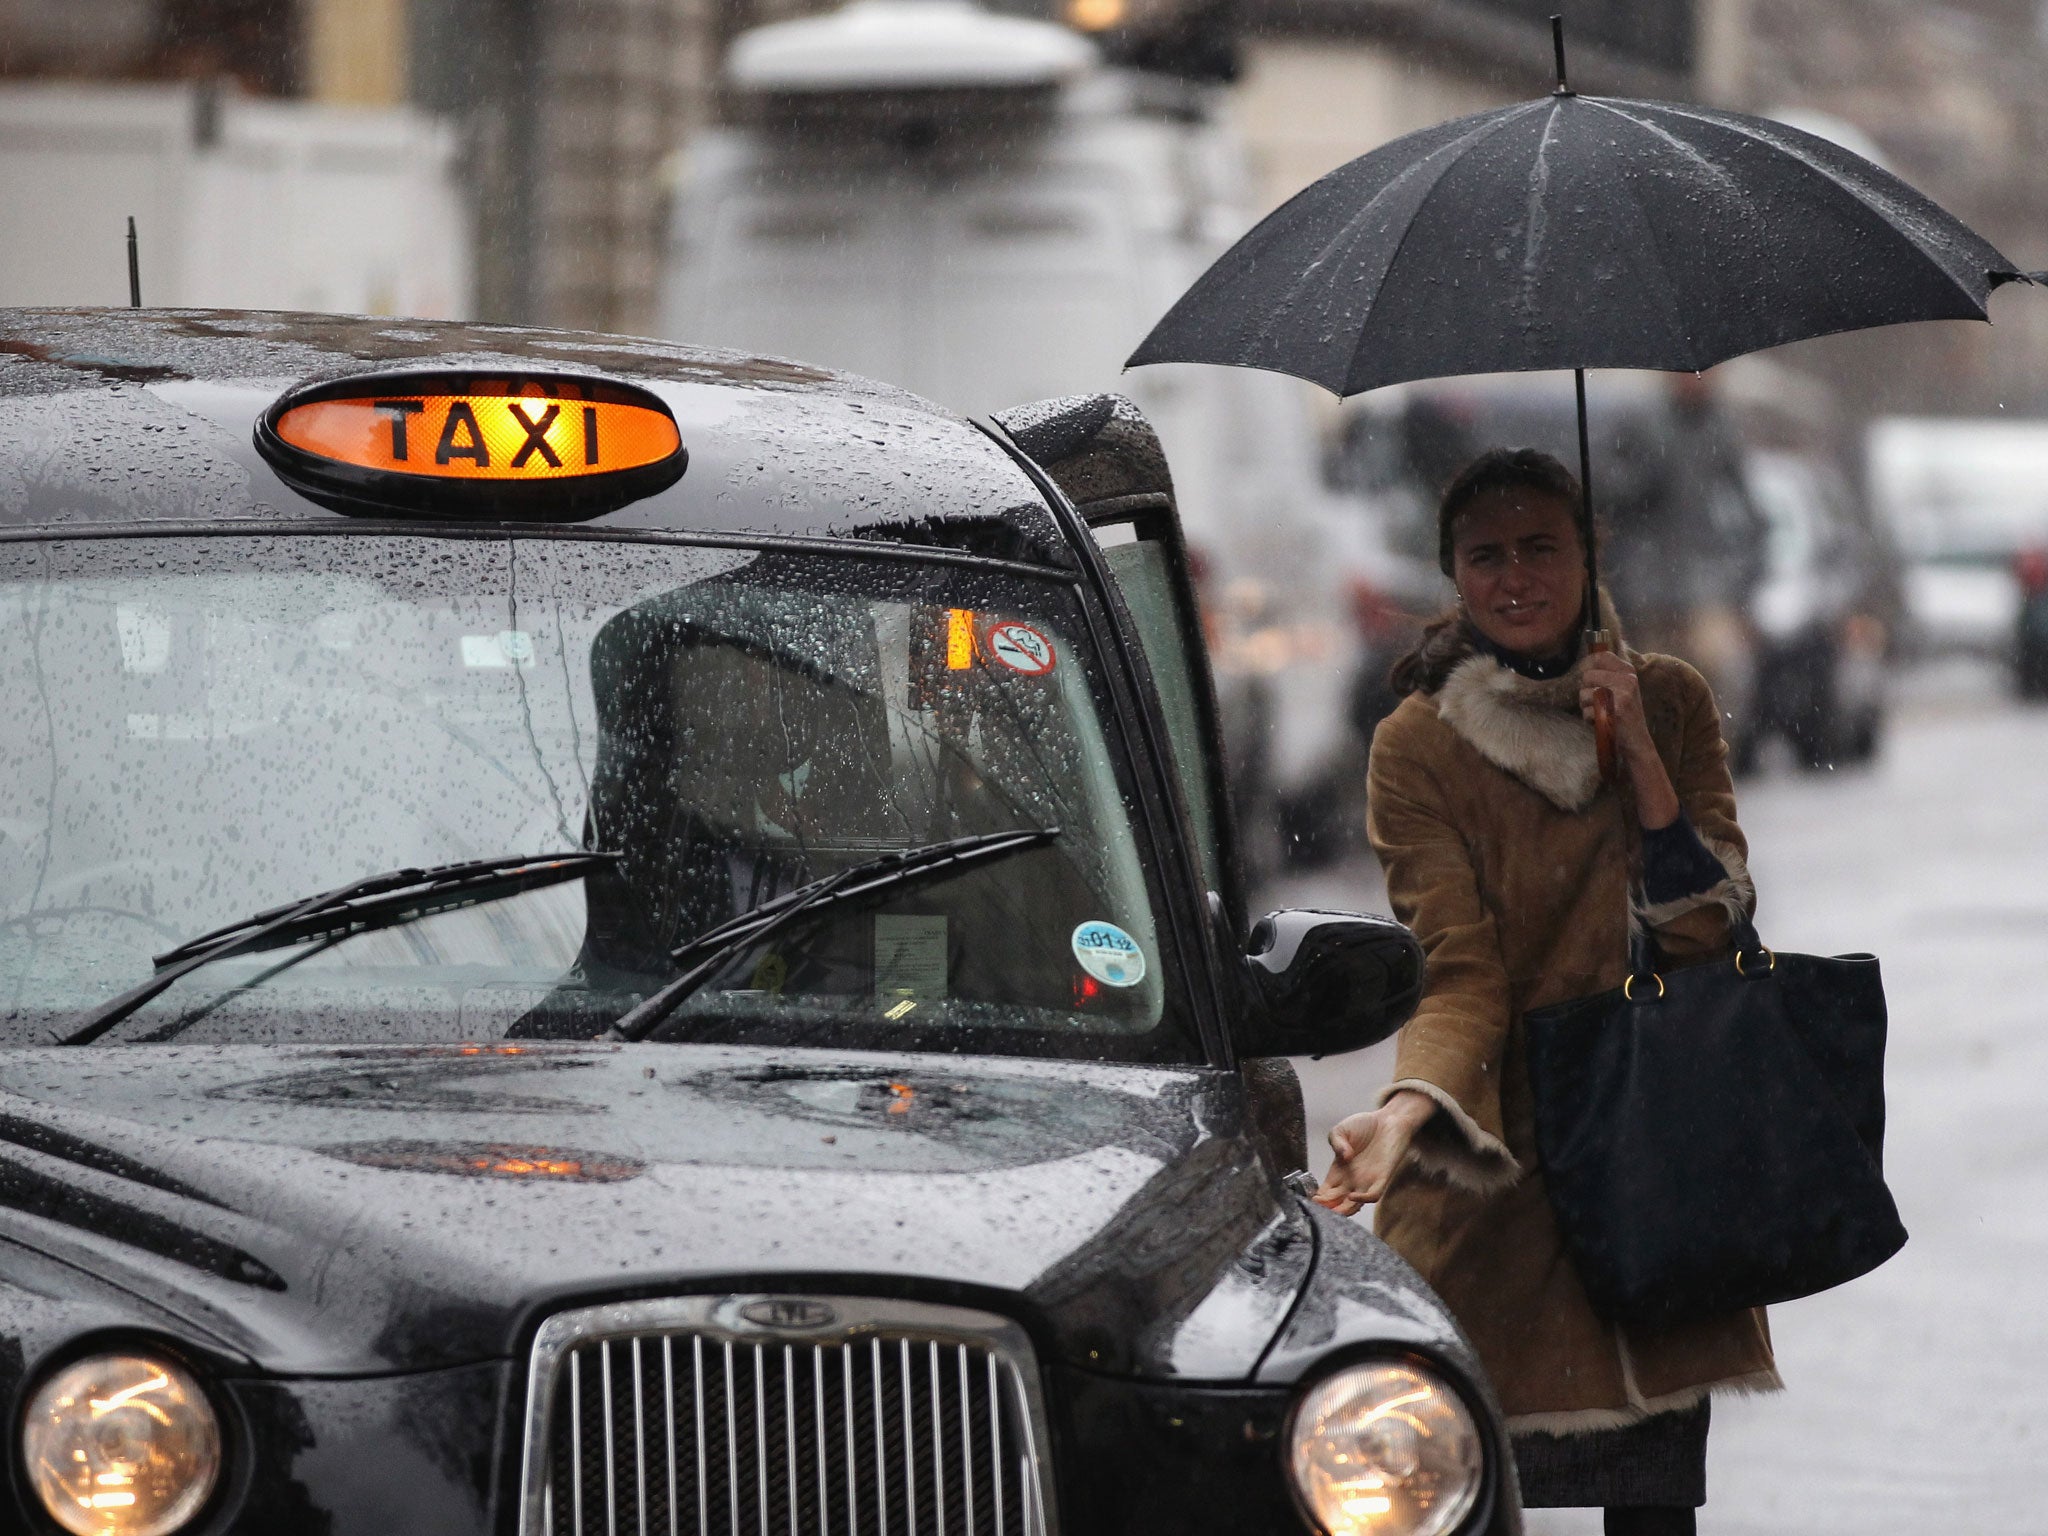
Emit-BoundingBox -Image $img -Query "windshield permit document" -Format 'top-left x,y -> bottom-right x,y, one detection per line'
875,914 -> 948,1001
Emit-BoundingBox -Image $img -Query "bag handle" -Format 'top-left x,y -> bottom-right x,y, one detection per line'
1730,916 -> 1774,976
1629,909 -> 1773,995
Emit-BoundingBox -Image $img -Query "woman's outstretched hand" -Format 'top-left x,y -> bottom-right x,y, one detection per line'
1313,1089 -> 1438,1216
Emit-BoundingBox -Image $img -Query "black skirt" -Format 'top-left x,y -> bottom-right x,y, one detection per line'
1511,1399 -> 1710,1509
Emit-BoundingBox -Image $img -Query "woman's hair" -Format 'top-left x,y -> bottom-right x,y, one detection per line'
1388,447 -> 1590,698
1432,447 -> 1584,576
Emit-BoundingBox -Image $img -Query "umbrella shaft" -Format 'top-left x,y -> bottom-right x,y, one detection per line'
1576,367 -> 1599,635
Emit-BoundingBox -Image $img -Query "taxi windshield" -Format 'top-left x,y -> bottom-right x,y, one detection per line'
0,535 -> 1195,1062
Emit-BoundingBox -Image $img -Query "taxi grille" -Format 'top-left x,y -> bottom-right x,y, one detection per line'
520,1298 -> 1053,1536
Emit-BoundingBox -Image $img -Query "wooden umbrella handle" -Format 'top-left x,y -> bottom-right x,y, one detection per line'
1592,689 -> 1618,783
1587,630 -> 1619,784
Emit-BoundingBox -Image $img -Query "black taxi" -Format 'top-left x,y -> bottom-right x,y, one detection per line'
0,309 -> 1519,1536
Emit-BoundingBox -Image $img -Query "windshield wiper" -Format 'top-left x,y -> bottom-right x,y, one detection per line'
606,827 -> 1059,1044
58,851 -> 620,1046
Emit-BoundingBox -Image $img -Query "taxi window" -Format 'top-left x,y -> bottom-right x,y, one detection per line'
0,536 -> 1195,1063
1091,522 -> 1228,897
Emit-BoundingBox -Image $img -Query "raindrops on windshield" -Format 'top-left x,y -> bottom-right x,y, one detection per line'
0,534 -> 1184,1058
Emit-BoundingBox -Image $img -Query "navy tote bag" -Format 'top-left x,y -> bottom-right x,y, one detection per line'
1523,919 -> 1906,1328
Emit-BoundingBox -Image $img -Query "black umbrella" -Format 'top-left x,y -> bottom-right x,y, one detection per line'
1128,21 -> 2031,641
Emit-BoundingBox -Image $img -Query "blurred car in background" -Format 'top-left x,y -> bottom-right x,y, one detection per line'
2017,545 -> 2048,697
1321,389 -> 1456,743
657,0 -> 1360,881
1740,449 -> 1896,767
1868,416 -> 2048,686
1223,387 -> 1466,869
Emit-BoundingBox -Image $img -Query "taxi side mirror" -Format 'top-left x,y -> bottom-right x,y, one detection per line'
1236,910 -> 1423,1058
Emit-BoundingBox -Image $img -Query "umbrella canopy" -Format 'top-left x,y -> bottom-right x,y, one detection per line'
1127,93 -> 2029,397
1128,54 -> 2032,783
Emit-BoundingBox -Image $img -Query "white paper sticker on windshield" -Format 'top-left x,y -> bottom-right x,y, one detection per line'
984,621 -> 1056,677
461,631 -> 535,668
876,914 -> 948,1000
115,606 -> 172,674
1072,920 -> 1146,988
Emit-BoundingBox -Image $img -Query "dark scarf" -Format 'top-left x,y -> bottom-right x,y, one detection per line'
1392,599 -> 1608,699
1465,620 -> 1582,681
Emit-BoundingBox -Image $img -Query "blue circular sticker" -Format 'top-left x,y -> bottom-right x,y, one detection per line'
1071,920 -> 1146,988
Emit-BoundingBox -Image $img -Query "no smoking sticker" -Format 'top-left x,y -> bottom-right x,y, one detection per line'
984,621 -> 1057,677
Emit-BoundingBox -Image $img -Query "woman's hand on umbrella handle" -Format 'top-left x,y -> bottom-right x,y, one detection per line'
1314,1089 -> 1437,1216
1583,633 -> 1620,782
1580,651 -> 1654,767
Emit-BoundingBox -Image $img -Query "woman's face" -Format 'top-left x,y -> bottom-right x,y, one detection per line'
1449,487 -> 1587,660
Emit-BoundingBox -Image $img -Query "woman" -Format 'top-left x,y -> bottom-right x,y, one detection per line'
1315,449 -> 1779,1535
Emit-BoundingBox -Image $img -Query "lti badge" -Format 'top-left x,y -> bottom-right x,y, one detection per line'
255,370 -> 688,520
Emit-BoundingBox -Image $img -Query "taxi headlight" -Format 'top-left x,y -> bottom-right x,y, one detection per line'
22,1353 -> 223,1536
1287,1360 -> 1484,1536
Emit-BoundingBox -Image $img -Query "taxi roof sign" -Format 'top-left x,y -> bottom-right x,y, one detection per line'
256,370 -> 687,520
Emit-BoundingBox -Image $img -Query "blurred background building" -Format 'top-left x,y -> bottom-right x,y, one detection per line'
7,0 -> 2041,406
0,0 -> 466,315
1,0 -> 2038,388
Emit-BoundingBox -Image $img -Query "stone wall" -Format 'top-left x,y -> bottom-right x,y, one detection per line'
525,0 -> 717,333
1701,0 -> 2048,415
1236,0 -> 1693,214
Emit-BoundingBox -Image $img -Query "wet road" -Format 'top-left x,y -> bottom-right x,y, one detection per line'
1270,662 -> 2048,1533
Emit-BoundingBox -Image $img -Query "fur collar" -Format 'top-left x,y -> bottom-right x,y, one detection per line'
1429,600 -> 1625,814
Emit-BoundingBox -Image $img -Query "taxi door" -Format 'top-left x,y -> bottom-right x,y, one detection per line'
991,395 -> 1309,1170
991,394 -> 1237,911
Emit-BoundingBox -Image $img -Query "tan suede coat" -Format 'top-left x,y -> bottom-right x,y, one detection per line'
1367,630 -> 1781,1434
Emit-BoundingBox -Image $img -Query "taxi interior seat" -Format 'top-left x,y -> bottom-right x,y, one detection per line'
516,579 -> 1138,1035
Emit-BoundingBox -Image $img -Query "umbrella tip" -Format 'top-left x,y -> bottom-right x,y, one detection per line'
1551,14 -> 1573,96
